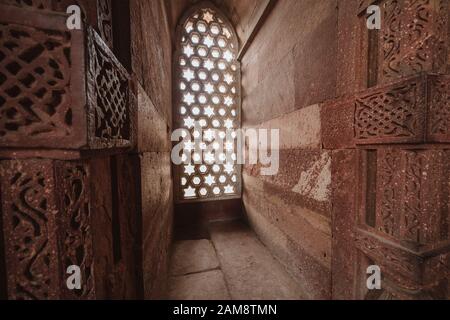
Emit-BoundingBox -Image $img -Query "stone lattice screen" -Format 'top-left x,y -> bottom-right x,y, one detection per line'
0,4 -> 132,150
173,5 -> 242,203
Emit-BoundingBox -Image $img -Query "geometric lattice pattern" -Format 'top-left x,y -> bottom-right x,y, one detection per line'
354,77 -> 426,144
87,27 -> 130,148
0,4 -> 131,150
0,23 -> 73,143
175,6 -> 241,202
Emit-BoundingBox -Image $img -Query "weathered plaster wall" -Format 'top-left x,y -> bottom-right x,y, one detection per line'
241,0 -> 338,299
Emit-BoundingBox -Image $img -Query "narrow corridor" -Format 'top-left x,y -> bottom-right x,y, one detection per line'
168,220 -> 305,300
0,0 -> 448,302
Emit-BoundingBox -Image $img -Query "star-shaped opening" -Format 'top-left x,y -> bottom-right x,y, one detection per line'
204,174 -> 216,186
184,164 -> 195,176
184,186 -> 196,198
203,11 -> 214,24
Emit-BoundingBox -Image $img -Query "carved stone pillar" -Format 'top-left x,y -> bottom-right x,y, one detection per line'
0,2 -> 134,299
327,0 -> 450,299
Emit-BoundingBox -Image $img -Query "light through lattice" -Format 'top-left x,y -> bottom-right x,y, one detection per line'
174,6 -> 241,202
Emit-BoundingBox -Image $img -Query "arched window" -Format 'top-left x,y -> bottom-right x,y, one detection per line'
174,4 -> 241,202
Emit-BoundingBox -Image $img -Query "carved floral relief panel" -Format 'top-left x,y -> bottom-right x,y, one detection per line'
0,160 -> 60,300
358,0 -> 449,87
0,159 -> 96,300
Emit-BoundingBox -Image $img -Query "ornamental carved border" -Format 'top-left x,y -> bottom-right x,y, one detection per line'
428,74 -> 450,142
357,0 -> 449,89
0,160 -> 60,300
379,0 -> 448,84
359,148 -> 450,250
0,159 -> 96,300
86,27 -> 131,149
96,0 -> 113,50
354,148 -> 450,299
355,229 -> 450,299
55,161 -> 95,299
322,74 -> 450,148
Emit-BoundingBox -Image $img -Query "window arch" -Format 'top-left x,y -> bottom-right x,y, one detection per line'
173,3 -> 241,202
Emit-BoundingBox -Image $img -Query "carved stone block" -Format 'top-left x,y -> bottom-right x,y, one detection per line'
86,27 -> 131,149
378,0 -> 448,84
354,74 -> 450,145
357,0 -> 449,87
428,75 -> 450,142
352,147 -> 450,299
54,161 -> 95,299
0,159 -> 95,299
354,75 -> 427,144
0,0 -> 114,49
54,0 -> 114,49
0,160 -> 60,300
359,148 -> 450,248
331,147 -> 450,300
355,229 -> 423,289
321,96 -> 356,150
355,228 -> 449,299
0,5 -> 132,150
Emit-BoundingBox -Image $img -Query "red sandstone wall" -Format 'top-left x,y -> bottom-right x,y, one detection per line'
326,0 -> 450,300
241,0 -> 338,299
0,0 -> 173,300
130,0 -> 173,299
241,0 -> 450,300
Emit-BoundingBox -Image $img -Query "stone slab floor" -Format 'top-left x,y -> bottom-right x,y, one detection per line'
168,220 -> 306,300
